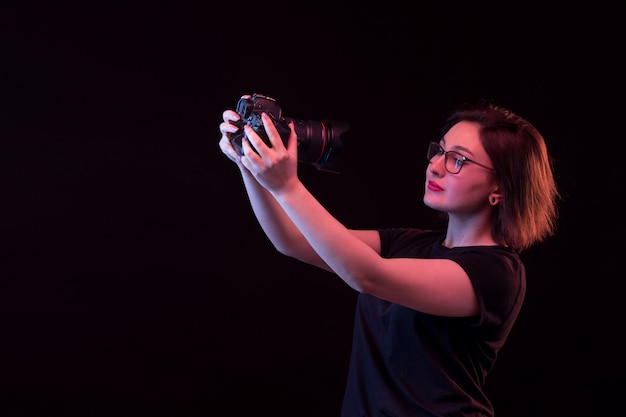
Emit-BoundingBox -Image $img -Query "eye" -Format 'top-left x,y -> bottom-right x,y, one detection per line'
450,152 -> 465,169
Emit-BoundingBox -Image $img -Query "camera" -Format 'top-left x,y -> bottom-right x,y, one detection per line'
229,93 -> 349,173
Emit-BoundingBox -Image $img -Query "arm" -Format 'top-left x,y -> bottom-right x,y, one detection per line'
219,109 -> 380,270
221,110 -> 478,317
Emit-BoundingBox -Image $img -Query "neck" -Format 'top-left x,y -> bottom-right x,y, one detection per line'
443,214 -> 496,248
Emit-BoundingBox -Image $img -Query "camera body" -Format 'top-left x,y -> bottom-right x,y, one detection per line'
229,93 -> 348,173
229,94 -> 292,157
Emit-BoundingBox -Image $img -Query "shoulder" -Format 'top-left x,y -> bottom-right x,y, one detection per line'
450,247 -> 526,323
378,228 -> 444,257
447,246 -> 524,281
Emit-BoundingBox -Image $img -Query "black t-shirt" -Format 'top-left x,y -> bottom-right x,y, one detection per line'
340,228 -> 526,417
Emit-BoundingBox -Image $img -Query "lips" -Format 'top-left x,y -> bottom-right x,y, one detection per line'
427,180 -> 443,192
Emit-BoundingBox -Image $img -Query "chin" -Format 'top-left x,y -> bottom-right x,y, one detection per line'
423,196 -> 437,210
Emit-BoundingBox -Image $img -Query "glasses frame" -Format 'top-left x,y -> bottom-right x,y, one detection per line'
427,142 -> 496,175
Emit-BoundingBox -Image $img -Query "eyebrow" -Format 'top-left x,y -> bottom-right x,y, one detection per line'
441,141 -> 475,157
450,145 -> 474,156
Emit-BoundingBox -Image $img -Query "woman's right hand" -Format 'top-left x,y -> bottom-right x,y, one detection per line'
218,109 -> 243,164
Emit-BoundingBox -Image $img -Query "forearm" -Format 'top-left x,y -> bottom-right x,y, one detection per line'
240,169 -> 331,270
271,180 -> 380,291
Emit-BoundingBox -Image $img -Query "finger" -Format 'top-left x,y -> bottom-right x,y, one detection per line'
222,109 -> 240,123
219,120 -> 240,137
218,135 -> 241,162
242,124 -> 270,156
286,121 -> 298,156
239,149 -> 255,173
261,113 -> 286,151
240,133 -> 264,167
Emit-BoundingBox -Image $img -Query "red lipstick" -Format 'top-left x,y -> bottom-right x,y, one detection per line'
427,180 -> 443,192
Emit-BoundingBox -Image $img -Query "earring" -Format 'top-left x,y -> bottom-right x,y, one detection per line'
489,196 -> 498,206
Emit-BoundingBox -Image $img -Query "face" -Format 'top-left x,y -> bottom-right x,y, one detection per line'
423,121 -> 499,216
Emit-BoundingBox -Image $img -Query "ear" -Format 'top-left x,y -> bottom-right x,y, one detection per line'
489,187 -> 502,206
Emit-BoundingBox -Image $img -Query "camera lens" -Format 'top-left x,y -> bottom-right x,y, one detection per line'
287,118 -> 349,174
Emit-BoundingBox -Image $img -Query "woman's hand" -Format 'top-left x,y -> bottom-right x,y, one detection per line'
239,113 -> 299,195
218,109 -> 243,164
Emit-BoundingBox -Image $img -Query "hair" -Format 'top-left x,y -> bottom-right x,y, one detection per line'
440,99 -> 560,252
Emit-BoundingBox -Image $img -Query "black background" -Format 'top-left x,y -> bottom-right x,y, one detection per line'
2,2 -> 623,416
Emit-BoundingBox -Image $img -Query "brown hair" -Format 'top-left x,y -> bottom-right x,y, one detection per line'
440,100 -> 560,252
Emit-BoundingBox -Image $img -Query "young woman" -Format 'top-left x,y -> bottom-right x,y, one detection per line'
218,97 -> 559,416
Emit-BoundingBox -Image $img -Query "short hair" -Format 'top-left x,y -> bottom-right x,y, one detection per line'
440,99 -> 560,252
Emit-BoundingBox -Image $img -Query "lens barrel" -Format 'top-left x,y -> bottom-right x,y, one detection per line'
288,118 -> 349,174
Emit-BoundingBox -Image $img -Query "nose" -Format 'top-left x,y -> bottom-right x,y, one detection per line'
428,153 -> 446,176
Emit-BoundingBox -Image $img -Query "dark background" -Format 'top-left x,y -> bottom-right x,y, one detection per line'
1,2 -> 623,416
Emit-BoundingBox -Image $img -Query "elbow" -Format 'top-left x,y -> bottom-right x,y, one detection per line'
273,242 -> 319,267
341,269 -> 373,294
354,277 -> 373,294
345,263 -> 388,295
273,242 -> 298,258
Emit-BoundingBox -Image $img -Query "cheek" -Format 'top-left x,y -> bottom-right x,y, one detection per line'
463,181 -> 494,205
447,178 -> 493,207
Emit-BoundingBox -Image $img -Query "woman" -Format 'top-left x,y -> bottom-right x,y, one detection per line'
218,97 -> 559,416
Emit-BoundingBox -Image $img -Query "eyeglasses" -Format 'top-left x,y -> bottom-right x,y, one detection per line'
427,142 -> 496,175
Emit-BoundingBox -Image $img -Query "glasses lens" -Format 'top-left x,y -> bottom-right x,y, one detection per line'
427,143 -> 442,161
446,151 -> 464,174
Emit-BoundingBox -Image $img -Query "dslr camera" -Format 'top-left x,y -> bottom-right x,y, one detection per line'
229,93 -> 349,173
